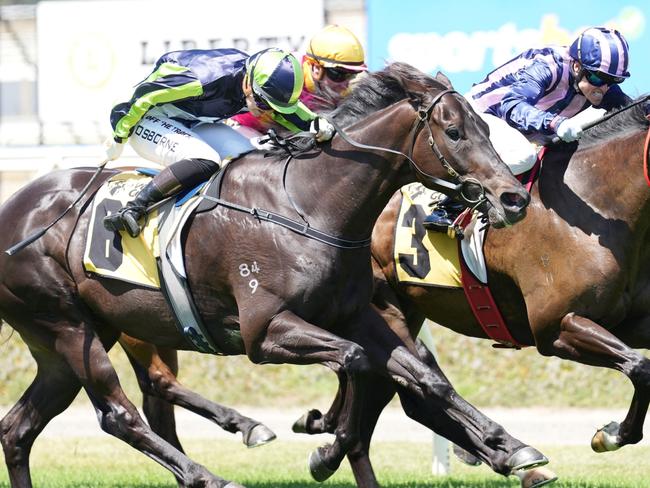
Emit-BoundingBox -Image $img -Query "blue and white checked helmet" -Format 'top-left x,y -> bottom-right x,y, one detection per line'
569,27 -> 630,79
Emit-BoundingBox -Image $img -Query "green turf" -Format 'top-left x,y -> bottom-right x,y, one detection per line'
1,438 -> 648,487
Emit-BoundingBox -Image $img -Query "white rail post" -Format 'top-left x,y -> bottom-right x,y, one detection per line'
417,322 -> 451,475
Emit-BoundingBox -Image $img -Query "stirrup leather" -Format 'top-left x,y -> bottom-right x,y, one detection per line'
423,208 -> 469,239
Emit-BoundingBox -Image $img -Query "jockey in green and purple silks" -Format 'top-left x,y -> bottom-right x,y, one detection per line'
103,47 -> 335,238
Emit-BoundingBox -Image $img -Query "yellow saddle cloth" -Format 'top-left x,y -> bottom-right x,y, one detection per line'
394,183 -> 462,288
83,171 -> 161,288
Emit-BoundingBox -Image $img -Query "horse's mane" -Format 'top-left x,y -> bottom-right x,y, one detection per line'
578,95 -> 650,148
265,63 -> 449,157
330,62 -> 448,127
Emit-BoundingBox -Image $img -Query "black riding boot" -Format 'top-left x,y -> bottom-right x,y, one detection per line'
103,168 -> 183,238
422,196 -> 465,232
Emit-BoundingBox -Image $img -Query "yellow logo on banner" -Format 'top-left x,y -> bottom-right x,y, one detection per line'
394,183 -> 462,288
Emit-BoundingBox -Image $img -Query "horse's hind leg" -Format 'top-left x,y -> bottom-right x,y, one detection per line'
0,350 -> 81,488
55,320 -> 237,488
292,373 -> 345,435
120,335 -> 275,449
537,313 -> 650,451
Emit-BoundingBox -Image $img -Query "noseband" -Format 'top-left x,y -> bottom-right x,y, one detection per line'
329,89 -> 486,207
407,89 -> 486,206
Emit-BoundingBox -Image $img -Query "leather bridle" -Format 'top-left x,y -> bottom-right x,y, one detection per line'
329,89 -> 487,207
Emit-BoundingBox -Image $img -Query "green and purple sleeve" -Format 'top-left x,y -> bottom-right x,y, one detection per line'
110,63 -> 203,143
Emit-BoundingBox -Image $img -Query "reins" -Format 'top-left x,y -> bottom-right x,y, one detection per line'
328,89 -> 485,206
551,94 -> 650,145
200,165 -> 372,249
217,89 -> 482,250
547,94 -> 650,187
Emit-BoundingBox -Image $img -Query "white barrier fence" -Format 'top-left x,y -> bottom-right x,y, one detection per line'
418,322 -> 452,475
0,144 -> 155,203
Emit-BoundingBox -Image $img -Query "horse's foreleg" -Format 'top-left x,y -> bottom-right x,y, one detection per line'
247,310 -> 371,482
536,312 -> 650,450
120,335 -> 275,449
0,351 -> 81,488
354,307 -> 546,477
58,322 -> 235,488
393,357 -> 545,476
292,373 -> 346,435
347,372 -> 398,488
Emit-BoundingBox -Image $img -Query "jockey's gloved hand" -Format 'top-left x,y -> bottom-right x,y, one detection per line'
104,137 -> 125,161
555,118 -> 583,142
310,117 -> 336,142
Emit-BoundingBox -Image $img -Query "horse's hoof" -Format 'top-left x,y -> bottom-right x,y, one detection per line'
452,444 -> 482,466
243,424 -> 276,448
292,409 -> 322,434
515,466 -> 558,488
506,446 -> 548,474
292,412 -> 310,433
591,421 -> 621,453
308,445 -> 337,482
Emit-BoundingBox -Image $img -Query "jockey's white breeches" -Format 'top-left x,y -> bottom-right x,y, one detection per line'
466,98 -> 536,176
128,108 -> 258,167
467,98 -> 606,176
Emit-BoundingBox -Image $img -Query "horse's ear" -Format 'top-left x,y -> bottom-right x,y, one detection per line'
435,71 -> 454,89
400,77 -> 426,95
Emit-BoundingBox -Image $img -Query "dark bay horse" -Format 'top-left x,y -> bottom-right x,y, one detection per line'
0,63 -> 532,488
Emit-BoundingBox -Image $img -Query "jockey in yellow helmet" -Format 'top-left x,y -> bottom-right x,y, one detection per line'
231,25 -> 367,133
302,24 -> 367,100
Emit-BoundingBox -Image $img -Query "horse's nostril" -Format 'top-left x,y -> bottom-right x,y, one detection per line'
501,192 -> 529,211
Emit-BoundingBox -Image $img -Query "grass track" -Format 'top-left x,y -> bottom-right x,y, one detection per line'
2,438 -> 649,487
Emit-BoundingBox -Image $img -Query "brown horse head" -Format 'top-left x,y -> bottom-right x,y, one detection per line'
332,62 -> 530,228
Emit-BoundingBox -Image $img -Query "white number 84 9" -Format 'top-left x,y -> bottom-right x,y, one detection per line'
239,262 -> 260,294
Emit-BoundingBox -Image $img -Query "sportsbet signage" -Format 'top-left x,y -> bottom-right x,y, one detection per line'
367,1 -> 648,95
36,0 -> 324,124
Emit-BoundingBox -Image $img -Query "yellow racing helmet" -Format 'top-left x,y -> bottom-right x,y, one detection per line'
306,25 -> 367,71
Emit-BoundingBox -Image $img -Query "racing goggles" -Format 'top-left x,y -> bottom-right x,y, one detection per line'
583,69 -> 625,87
251,90 -> 271,111
324,67 -> 357,83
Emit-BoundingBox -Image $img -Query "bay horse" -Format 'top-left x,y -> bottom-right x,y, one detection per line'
357,96 -> 650,473
0,63 -> 533,488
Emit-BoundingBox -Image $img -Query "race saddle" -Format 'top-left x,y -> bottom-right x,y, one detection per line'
83,168 -> 240,354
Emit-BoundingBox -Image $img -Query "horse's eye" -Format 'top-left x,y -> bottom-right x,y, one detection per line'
446,127 -> 460,141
